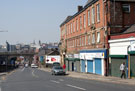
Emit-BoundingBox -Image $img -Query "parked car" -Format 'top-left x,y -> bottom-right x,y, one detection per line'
25,63 -> 28,68
51,66 -> 65,75
31,64 -> 38,68
52,62 -> 60,67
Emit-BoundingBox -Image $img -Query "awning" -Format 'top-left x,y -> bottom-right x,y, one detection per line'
128,51 -> 135,54
109,55 -> 127,58
64,58 -> 80,61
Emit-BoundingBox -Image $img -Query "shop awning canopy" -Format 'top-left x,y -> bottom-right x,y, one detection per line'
109,55 -> 127,58
128,51 -> 135,54
64,58 -> 80,61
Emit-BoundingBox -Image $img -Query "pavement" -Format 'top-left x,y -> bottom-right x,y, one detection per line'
39,67 -> 135,86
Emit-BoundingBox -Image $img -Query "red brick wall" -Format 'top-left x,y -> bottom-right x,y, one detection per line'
109,1 -> 135,34
110,33 -> 135,40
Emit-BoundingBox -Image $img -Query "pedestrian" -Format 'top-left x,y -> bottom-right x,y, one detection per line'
120,62 -> 126,79
63,64 -> 66,70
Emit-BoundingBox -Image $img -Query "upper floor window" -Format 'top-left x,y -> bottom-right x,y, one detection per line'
97,32 -> 100,43
88,10 -> 90,26
76,19 -> 78,31
80,16 -> 82,30
88,35 -> 91,45
96,4 -> 100,22
80,37 -> 81,46
70,23 -> 72,33
122,4 -> 130,13
73,21 -> 75,32
92,7 -> 95,24
92,33 -> 95,44
83,14 -> 86,28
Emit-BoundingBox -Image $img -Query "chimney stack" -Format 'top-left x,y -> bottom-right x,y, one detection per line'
78,6 -> 83,12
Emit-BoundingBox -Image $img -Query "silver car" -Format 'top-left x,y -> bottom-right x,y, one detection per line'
51,66 -> 65,75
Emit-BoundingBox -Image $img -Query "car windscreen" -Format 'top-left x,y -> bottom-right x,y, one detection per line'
54,66 -> 63,69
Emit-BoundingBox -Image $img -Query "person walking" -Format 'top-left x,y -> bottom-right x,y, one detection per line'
120,62 -> 126,79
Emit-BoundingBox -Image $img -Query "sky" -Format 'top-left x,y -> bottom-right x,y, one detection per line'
0,0 -> 87,45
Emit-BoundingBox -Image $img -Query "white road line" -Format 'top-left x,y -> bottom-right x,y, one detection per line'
21,67 -> 25,72
32,70 -> 38,78
50,80 -> 60,84
66,84 -> 86,91
59,79 -> 64,81
0,87 -> 2,91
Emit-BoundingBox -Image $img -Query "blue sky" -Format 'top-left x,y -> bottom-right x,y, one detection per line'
0,0 -> 87,45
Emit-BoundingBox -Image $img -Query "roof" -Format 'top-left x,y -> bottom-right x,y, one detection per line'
60,0 -> 98,27
86,0 -> 93,5
111,24 -> 135,37
123,24 -> 135,34
47,50 -> 60,55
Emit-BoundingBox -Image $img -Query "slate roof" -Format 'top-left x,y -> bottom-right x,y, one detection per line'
123,24 -> 135,34
60,0 -> 135,27
60,0 -> 98,27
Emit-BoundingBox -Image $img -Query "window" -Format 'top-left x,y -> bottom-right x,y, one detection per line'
71,23 -> 72,34
85,36 -> 86,46
88,35 -> 91,45
92,7 -> 95,24
76,19 -> 78,31
75,39 -> 76,47
74,21 -> 75,32
73,21 -> 75,32
80,37 -> 81,46
97,4 -> 100,22
69,24 -> 70,34
97,32 -> 100,43
80,16 -> 82,30
88,10 -> 90,26
83,14 -> 86,28
82,37 -> 83,46
65,25 -> 67,35
92,33 -> 95,44
122,4 -> 130,13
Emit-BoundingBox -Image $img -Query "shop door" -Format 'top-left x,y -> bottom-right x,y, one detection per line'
95,58 -> 102,75
130,55 -> 135,77
111,58 -> 126,77
81,60 -> 85,72
65,61 -> 69,71
87,60 -> 93,73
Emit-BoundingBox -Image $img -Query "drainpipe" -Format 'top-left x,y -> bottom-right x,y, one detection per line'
127,45 -> 130,79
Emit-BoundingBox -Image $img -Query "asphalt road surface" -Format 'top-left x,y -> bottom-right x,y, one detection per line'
0,67 -> 135,91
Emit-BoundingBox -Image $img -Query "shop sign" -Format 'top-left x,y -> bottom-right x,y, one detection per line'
74,54 -> 80,58
80,52 -> 104,59
80,53 -> 85,59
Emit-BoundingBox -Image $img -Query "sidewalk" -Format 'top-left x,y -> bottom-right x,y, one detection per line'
39,67 -> 135,85
0,72 -> 7,76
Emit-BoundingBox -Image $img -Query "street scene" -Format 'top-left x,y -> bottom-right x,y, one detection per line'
0,67 -> 135,91
0,0 -> 135,91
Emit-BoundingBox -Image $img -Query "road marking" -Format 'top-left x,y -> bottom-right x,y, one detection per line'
66,84 -> 86,91
0,87 -> 2,91
50,80 -> 60,84
21,67 -> 25,72
59,79 -> 64,81
32,70 -> 38,78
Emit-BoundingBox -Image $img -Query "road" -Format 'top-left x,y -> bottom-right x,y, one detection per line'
0,67 -> 135,91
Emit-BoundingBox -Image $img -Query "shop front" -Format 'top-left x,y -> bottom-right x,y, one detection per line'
64,54 -> 80,72
80,49 -> 107,76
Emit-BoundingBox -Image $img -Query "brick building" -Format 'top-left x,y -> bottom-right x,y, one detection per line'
60,0 -> 135,76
